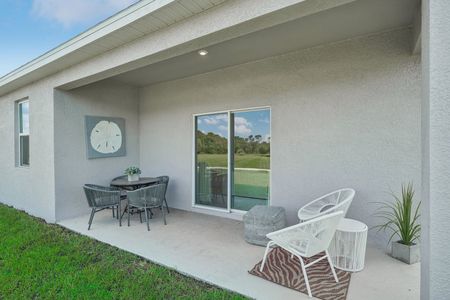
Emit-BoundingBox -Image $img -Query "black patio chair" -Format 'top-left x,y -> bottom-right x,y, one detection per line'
156,175 -> 170,213
127,184 -> 167,231
83,184 -> 122,230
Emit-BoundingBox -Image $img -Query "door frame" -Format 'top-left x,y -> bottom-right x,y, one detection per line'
191,106 -> 272,214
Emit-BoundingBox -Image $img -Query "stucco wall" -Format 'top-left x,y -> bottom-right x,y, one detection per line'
139,28 -> 421,247
421,0 -> 450,298
54,81 -> 140,221
0,80 -> 55,221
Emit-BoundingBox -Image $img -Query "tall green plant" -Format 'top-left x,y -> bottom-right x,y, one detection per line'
373,183 -> 421,246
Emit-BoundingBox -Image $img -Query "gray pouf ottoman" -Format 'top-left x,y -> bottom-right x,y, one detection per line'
243,205 -> 287,246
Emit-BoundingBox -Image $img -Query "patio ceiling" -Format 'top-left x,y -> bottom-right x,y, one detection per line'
110,0 -> 419,87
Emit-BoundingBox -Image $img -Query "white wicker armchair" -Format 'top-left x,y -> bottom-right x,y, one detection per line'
297,188 -> 355,222
260,211 -> 344,298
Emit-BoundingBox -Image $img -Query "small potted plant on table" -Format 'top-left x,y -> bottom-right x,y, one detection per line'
124,166 -> 141,182
374,183 -> 421,264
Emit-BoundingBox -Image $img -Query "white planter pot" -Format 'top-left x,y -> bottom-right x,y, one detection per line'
391,241 -> 420,264
128,174 -> 140,182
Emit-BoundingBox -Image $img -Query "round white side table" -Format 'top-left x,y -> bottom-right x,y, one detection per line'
328,218 -> 368,272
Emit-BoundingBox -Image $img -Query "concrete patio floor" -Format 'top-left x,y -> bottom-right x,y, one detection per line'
58,209 -> 420,300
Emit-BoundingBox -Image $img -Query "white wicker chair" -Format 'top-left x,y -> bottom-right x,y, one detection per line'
297,188 -> 355,222
260,211 -> 344,298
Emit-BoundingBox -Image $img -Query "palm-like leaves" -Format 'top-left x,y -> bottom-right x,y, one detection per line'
373,183 -> 421,246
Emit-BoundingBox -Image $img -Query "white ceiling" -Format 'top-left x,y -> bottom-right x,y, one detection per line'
111,0 -> 419,87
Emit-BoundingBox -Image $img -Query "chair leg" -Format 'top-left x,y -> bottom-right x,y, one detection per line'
325,250 -> 339,283
127,205 -> 131,227
144,207 -> 150,231
88,208 -> 95,230
164,197 -> 170,213
121,204 -> 127,219
112,207 -> 115,218
139,211 -> 143,223
161,205 -> 167,225
299,257 -> 312,298
118,203 -> 122,227
260,241 -> 275,272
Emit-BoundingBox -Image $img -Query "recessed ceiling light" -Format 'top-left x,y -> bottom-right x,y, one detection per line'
198,49 -> 208,56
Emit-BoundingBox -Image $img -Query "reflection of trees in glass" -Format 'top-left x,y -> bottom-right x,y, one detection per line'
196,131 -> 227,154
196,130 -> 270,155
235,135 -> 270,155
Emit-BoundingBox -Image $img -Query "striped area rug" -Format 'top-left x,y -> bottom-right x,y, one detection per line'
249,247 -> 351,300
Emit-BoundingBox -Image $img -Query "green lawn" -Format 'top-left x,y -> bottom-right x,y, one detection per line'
0,204 -> 246,300
198,154 -> 270,169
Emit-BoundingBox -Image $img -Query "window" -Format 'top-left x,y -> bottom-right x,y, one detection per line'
17,100 -> 30,167
194,108 -> 270,212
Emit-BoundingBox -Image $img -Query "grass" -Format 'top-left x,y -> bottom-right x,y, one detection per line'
198,154 -> 270,169
0,204 -> 246,300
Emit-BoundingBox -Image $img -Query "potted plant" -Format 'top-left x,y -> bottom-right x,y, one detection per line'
373,183 -> 421,264
124,166 -> 141,182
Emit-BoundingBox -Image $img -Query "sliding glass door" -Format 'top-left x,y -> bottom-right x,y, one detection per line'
231,109 -> 270,211
194,108 -> 270,212
195,113 -> 228,209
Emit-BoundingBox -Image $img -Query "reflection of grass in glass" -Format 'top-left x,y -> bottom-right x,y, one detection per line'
234,184 -> 268,200
197,154 -> 270,200
198,154 -> 270,169
234,169 -> 269,187
196,166 -> 269,200
234,169 -> 269,199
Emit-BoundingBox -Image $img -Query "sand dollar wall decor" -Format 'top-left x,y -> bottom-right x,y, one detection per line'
85,116 -> 126,159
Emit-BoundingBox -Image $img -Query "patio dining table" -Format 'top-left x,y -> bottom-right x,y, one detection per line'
110,177 -> 160,190
111,177 -> 160,219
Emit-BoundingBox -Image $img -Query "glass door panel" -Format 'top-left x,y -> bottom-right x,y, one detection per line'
195,113 -> 228,209
231,109 -> 270,211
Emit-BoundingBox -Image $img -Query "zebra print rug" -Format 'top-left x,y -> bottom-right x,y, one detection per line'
249,247 -> 351,300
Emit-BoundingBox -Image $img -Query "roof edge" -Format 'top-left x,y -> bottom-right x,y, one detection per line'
0,0 -> 174,87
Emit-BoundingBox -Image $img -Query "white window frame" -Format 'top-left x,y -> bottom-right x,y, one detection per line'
192,106 -> 272,215
17,99 -> 30,167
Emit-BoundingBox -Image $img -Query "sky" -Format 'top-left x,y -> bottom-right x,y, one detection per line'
0,0 -> 139,77
197,109 -> 271,142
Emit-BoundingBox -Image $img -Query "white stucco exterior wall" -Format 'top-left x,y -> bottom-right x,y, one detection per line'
139,28 -> 421,248
0,80 -> 55,221
0,0 -> 339,224
0,76 -> 140,224
54,81 -> 140,221
421,0 -> 450,299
